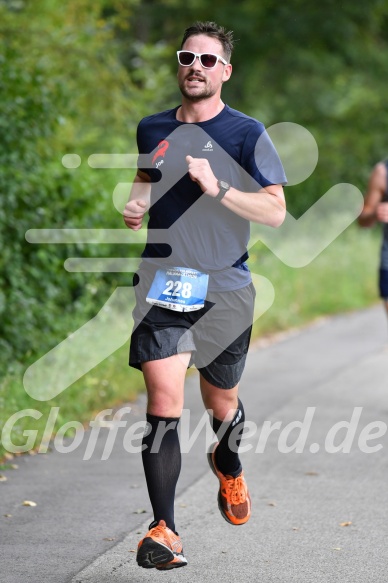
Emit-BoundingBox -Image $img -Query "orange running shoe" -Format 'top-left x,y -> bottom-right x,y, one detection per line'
208,442 -> 251,525
136,519 -> 187,570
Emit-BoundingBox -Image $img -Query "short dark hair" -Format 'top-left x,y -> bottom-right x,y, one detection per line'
180,21 -> 234,63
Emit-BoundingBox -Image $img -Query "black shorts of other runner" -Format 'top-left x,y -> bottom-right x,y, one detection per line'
379,268 -> 388,300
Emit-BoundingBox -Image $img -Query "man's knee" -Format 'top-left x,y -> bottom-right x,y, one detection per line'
201,379 -> 239,421
142,355 -> 189,417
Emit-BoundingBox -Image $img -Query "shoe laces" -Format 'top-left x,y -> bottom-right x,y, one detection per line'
225,475 -> 247,505
150,521 -> 168,539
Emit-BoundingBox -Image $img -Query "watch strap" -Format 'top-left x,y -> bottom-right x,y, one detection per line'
215,180 -> 230,202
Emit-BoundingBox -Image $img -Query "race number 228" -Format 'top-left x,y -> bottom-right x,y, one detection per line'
162,280 -> 192,298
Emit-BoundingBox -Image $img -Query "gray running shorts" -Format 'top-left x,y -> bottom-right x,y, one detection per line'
129,264 -> 256,389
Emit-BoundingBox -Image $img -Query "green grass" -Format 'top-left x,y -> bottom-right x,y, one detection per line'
250,224 -> 380,336
0,225 -> 381,460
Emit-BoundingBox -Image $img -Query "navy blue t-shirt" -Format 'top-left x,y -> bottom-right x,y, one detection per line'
136,104 -> 286,291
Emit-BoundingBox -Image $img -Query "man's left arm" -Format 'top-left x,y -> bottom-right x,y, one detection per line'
186,155 -> 286,227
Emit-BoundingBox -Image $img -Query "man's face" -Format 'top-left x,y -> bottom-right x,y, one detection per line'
177,34 -> 232,102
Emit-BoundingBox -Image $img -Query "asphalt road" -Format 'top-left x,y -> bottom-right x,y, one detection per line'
1,305 -> 387,583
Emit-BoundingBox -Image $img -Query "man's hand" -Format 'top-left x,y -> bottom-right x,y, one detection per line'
123,199 -> 147,230
186,155 -> 218,197
376,202 -> 388,223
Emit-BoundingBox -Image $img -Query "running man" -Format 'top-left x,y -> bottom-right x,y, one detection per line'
123,21 -> 287,570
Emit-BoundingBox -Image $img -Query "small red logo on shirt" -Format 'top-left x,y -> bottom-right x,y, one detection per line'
152,140 -> 170,165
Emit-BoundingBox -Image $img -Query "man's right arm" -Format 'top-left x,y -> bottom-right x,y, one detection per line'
358,163 -> 387,227
123,170 -> 151,231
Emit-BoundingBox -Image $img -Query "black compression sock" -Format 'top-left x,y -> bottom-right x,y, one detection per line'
141,413 -> 181,533
210,398 -> 245,477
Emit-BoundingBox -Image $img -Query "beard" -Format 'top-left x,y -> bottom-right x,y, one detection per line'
178,73 -> 218,102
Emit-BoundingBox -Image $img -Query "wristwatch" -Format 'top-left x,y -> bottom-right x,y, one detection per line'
214,179 -> 230,202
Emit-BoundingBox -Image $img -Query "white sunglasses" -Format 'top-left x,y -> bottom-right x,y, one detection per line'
177,50 -> 228,69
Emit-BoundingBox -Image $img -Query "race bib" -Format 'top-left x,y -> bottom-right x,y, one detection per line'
146,267 -> 209,312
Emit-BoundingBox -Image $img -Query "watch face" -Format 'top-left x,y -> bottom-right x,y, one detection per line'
219,180 -> 230,189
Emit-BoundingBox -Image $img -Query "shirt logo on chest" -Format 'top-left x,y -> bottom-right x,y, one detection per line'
152,140 -> 170,168
202,140 -> 213,152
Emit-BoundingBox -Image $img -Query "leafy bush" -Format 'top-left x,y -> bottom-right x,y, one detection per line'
0,44 -> 110,373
